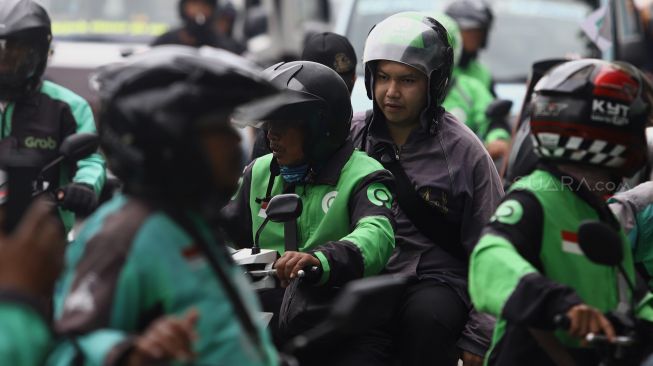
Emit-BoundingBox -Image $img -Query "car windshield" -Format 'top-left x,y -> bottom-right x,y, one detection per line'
38,0 -> 178,43
346,0 -> 595,81
481,0 -> 595,81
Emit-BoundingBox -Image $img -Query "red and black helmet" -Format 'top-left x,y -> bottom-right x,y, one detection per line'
530,59 -> 653,177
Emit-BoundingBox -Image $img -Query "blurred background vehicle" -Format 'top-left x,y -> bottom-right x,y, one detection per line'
40,0 -> 336,110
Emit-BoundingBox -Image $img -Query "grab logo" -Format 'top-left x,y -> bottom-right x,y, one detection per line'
322,191 -> 338,214
24,136 -> 57,150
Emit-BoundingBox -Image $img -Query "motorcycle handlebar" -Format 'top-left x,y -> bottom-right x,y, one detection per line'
247,266 -> 322,283
554,314 -> 635,346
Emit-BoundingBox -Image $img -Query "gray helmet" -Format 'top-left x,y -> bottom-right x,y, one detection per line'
445,0 -> 494,31
0,0 -> 52,100
363,12 -> 453,111
446,0 -> 493,49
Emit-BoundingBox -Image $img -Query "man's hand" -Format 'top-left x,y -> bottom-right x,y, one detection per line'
0,199 -> 65,297
461,351 -> 484,366
57,183 -> 98,216
565,304 -> 615,342
486,140 -> 510,161
274,251 -> 320,287
126,309 -> 199,366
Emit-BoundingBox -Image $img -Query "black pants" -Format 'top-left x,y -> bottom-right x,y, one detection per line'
327,279 -> 469,366
394,279 -> 468,366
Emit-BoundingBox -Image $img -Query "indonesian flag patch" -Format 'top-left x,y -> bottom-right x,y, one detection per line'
258,200 -> 269,218
561,231 -> 584,255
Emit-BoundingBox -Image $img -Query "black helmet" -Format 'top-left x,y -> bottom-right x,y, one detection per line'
530,59 -> 653,178
95,46 -> 280,202
232,61 -> 352,163
362,12 -> 453,118
0,0 -> 52,100
178,0 -> 218,22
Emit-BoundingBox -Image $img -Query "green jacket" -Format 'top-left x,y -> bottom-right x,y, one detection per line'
224,141 -> 396,286
443,74 -> 509,144
49,195 -> 278,366
455,61 -> 493,94
0,294 -> 52,366
470,167 -> 653,365
0,81 -> 106,232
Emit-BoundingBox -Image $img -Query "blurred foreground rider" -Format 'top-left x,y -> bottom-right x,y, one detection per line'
0,200 -> 65,366
0,0 -> 106,232
50,47 -> 279,366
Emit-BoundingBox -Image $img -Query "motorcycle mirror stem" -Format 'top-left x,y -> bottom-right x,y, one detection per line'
252,217 -> 270,254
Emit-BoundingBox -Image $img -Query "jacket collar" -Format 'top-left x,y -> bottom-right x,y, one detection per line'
306,140 -> 354,186
539,163 -> 620,230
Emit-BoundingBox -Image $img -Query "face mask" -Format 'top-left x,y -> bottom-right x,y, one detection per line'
459,50 -> 478,68
280,163 -> 309,183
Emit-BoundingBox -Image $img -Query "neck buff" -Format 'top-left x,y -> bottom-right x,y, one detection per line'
280,163 -> 309,183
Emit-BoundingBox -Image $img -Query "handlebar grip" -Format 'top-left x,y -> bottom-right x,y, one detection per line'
554,314 -> 571,330
297,266 -> 322,285
55,188 -> 66,202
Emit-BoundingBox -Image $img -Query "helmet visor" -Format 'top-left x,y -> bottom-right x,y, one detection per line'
0,38 -> 40,86
231,89 -> 324,129
363,15 -> 449,77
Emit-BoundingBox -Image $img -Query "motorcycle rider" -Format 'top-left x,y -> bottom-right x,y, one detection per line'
434,12 -> 510,159
225,60 -> 396,345
50,46 -> 280,366
470,59 -> 653,365
302,32 -> 358,95
446,0 -> 496,94
349,12 -> 503,366
0,0 -> 106,232
152,0 -> 246,54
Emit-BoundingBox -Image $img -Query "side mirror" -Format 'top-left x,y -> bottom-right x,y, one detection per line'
485,99 -> 513,120
266,194 -> 303,223
252,194 -> 303,254
60,133 -> 100,162
577,221 -> 623,267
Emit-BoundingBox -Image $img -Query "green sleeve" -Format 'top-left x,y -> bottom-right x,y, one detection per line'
339,215 -> 395,277
485,128 -> 511,144
313,172 -> 396,287
0,303 -> 52,366
69,99 -> 106,195
469,233 -> 538,316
